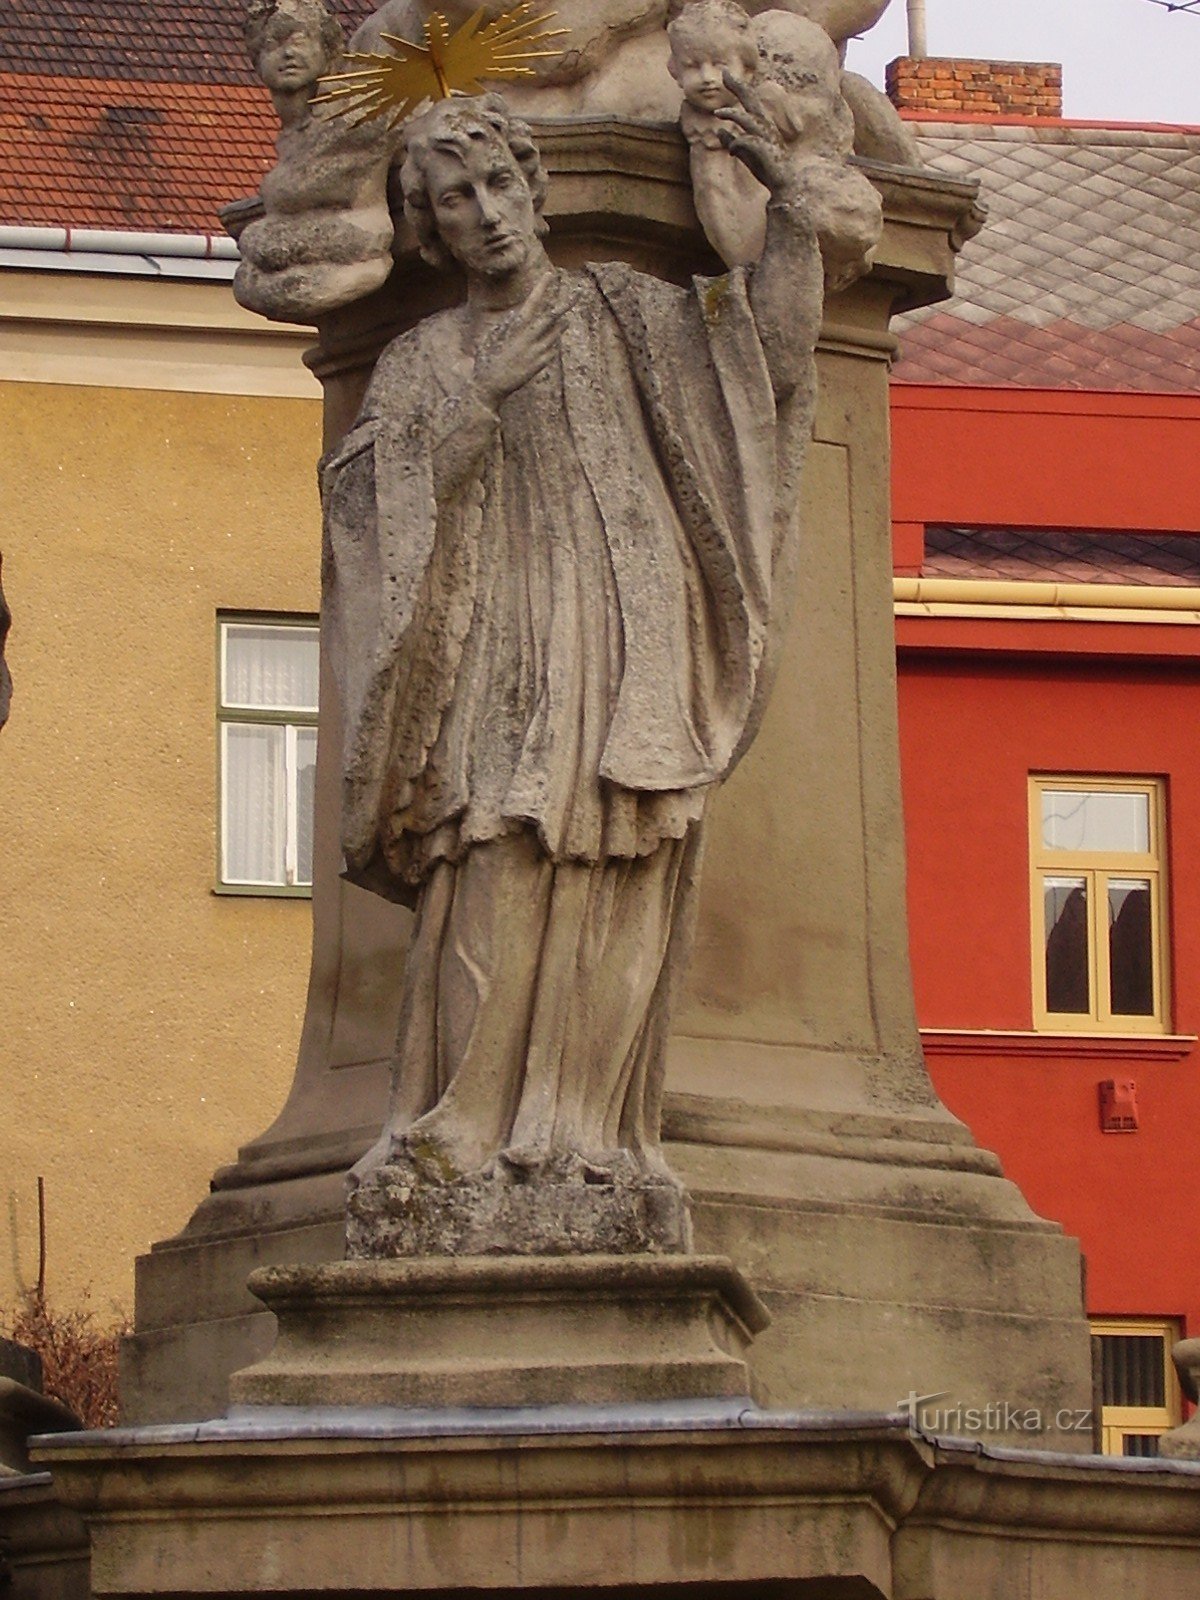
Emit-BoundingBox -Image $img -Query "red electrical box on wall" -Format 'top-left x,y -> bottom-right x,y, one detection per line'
1099,1079 -> 1139,1133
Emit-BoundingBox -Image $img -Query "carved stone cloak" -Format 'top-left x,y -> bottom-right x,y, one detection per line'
322,260 -> 811,906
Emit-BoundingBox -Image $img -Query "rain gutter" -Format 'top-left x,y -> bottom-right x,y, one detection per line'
894,576 -> 1200,625
0,224 -> 239,280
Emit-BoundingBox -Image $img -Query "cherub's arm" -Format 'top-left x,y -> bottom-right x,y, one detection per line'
716,75 -> 823,401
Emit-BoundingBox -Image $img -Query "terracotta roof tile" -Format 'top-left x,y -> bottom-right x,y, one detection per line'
923,526 -> 1200,586
895,122 -> 1200,391
0,0 -> 376,83
0,72 -> 277,230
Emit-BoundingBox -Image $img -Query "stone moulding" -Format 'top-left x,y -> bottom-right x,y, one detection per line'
35,1414 -> 1200,1598
303,121 -> 981,385
228,1255 -> 770,1410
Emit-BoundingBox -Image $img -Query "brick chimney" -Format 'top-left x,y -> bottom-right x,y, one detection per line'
886,58 -> 1063,118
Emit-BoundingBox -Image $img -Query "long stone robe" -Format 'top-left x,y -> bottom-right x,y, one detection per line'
322,260 -> 812,1176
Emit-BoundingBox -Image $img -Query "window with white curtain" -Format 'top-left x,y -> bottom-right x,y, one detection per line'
218,617 -> 319,893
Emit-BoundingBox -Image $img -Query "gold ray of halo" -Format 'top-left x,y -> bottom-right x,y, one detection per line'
313,4 -> 568,128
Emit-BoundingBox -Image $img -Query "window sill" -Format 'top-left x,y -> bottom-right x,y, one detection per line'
920,1029 -> 1197,1062
212,883 -> 313,900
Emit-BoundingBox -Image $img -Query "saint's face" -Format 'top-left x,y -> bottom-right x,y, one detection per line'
424,138 -> 540,281
258,13 -> 326,93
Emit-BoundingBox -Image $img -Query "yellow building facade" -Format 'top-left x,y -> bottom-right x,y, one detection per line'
0,242 -> 323,1317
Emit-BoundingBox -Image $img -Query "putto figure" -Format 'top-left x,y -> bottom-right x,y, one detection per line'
245,0 -> 344,129
322,88 -> 831,1256
234,0 -> 399,320
669,0 -> 882,282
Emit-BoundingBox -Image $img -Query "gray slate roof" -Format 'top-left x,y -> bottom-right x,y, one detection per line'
922,526 -> 1200,585
894,121 -> 1200,391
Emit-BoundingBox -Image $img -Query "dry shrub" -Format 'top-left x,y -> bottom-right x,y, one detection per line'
7,1293 -> 130,1430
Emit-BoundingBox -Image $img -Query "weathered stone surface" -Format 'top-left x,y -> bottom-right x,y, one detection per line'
233,0 -> 398,321
232,0 -> 911,326
670,4 -> 883,277
0,1382 -> 79,1478
1160,1337 -> 1200,1460
0,1338 -> 40,1394
229,1255 -> 768,1407
346,1157 -> 691,1257
123,155 -> 1063,1440
842,68 -> 922,165
0,1473 -> 89,1600
38,1412 -> 1200,1599
348,0 -> 902,123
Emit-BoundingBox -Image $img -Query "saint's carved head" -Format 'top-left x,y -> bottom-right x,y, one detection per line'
400,96 -> 550,275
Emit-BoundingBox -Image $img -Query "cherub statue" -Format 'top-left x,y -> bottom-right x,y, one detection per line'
246,0 -> 344,129
234,0 -> 400,321
669,0 -> 882,286
667,0 -> 766,266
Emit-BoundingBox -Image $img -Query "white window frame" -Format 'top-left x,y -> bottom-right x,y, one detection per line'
217,614 -> 319,897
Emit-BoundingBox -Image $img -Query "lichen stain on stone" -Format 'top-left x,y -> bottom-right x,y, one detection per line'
702,275 -> 733,325
405,1132 -> 459,1184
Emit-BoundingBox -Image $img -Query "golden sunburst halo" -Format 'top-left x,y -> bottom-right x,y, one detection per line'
313,4 -> 567,128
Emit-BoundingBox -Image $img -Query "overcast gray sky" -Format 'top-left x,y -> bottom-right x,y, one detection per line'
844,0 -> 1200,124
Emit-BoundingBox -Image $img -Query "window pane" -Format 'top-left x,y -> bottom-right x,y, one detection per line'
1097,1333 -> 1167,1409
1122,1434 -> 1162,1458
1044,877 -> 1089,1014
223,723 -> 286,884
1109,878 -> 1154,1016
1041,789 -> 1149,854
295,726 -> 317,888
224,624 -> 318,712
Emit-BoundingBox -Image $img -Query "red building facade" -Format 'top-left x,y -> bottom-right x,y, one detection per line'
890,102 -> 1200,1452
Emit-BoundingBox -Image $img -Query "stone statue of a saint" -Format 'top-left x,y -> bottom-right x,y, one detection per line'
321,84 -> 863,1256
0,553 -> 11,732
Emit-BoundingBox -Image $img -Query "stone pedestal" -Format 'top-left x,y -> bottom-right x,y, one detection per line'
122,128 -> 1095,1452
0,1383 -> 78,1478
230,1256 -> 768,1409
0,1474 -> 88,1600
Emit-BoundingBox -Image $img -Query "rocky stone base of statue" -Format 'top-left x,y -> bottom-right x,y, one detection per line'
228,1256 -> 768,1410
345,1156 -> 692,1258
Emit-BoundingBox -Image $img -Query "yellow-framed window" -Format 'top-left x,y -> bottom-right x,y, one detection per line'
1029,777 -> 1169,1034
1090,1318 -> 1183,1458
